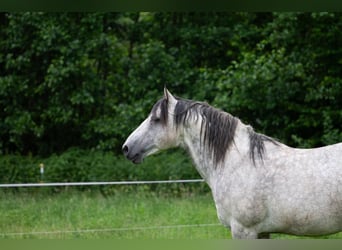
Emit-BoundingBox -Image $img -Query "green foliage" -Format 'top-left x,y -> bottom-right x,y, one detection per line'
0,12 -> 341,157
215,13 -> 342,147
0,148 -> 203,194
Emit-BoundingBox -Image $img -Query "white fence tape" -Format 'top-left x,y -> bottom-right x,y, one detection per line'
0,179 -> 205,188
1,223 -> 222,237
0,179 -> 217,238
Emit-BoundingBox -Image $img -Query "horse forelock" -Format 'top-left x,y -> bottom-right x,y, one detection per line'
174,98 -> 238,167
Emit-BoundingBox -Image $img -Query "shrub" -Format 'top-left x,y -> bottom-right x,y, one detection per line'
0,148 -> 206,194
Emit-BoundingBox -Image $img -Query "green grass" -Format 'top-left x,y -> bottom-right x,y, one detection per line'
1,189 -> 342,239
0,189 -> 229,239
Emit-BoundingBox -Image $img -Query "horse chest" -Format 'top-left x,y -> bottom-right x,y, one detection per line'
212,174 -> 268,229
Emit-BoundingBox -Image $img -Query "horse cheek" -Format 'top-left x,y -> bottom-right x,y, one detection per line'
156,128 -> 178,150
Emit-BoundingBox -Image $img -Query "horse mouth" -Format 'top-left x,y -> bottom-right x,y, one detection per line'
123,143 -> 158,164
131,154 -> 143,164
131,146 -> 158,164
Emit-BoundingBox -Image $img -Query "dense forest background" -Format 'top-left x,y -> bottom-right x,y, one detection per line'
0,12 -> 341,184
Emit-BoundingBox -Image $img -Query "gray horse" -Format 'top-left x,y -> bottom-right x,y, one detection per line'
122,88 -> 342,239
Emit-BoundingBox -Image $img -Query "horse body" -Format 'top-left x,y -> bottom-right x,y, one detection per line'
122,88 -> 342,239
212,140 -> 342,238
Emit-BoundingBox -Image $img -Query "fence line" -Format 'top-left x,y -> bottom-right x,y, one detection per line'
1,223 -> 222,237
0,179 -> 205,188
0,179 -> 213,238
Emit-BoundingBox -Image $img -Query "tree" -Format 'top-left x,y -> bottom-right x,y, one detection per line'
0,12 -> 341,156
215,13 -> 342,147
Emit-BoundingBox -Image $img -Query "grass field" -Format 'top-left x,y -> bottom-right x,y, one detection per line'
0,188 -> 341,239
0,189 -> 229,239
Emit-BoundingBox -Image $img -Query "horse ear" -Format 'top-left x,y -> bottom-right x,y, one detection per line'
164,87 -> 177,106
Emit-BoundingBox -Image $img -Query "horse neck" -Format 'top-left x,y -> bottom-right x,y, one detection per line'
182,124 -> 212,184
181,117 -> 250,186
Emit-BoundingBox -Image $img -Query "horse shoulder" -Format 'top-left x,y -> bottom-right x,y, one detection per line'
212,164 -> 269,229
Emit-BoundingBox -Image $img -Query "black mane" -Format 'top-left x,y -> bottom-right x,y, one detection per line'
247,127 -> 279,165
152,97 -> 278,167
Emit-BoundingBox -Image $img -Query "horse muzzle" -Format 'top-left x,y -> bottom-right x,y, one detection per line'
122,144 -> 143,164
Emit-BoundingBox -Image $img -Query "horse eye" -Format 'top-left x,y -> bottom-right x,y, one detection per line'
152,117 -> 161,123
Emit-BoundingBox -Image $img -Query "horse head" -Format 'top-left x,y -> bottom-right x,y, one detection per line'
122,88 -> 180,164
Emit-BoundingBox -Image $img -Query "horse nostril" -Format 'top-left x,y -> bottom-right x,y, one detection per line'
122,145 -> 129,156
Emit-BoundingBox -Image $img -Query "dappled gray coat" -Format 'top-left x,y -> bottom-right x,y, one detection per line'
123,88 -> 342,239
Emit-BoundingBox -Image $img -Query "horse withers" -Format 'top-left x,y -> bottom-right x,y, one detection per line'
122,88 -> 342,239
